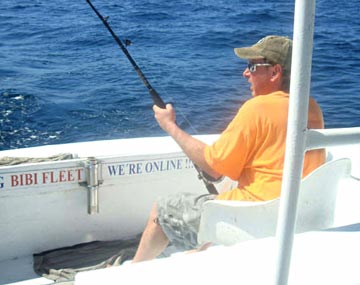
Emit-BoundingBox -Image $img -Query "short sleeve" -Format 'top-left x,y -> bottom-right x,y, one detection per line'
204,99 -> 259,180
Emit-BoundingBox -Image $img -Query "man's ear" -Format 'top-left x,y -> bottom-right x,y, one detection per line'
271,64 -> 283,81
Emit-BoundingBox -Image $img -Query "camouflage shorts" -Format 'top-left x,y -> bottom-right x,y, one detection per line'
156,192 -> 216,251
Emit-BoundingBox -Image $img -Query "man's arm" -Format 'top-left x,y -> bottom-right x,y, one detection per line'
153,104 -> 221,179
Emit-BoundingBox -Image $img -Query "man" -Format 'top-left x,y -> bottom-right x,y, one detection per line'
132,35 -> 325,262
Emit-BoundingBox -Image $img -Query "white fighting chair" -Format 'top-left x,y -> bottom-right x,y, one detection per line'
197,158 -> 352,246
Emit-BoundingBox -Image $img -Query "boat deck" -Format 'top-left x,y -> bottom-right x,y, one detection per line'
0,256 -> 52,285
3,223 -> 360,285
75,223 -> 360,285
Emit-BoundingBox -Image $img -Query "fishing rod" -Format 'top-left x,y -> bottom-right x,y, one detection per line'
86,0 -> 165,108
86,0 -> 219,194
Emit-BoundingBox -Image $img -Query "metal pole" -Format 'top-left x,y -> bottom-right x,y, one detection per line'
86,157 -> 101,214
306,127 -> 360,150
273,0 -> 316,284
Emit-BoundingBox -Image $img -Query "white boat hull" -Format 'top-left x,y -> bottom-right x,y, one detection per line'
0,136 -> 359,284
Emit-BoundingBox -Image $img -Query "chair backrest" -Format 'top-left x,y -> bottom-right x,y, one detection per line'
198,199 -> 280,245
295,157 -> 352,232
197,158 -> 352,246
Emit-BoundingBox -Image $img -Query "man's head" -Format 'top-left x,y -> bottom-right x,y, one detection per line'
235,35 -> 292,94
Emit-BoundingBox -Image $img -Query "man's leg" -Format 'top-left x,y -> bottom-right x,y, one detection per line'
132,203 -> 169,263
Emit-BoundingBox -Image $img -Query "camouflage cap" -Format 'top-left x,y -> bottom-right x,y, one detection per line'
234,35 -> 292,73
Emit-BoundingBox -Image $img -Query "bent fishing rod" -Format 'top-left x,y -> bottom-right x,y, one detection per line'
86,0 -> 219,194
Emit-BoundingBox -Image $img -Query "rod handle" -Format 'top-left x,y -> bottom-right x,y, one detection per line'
149,88 -> 166,109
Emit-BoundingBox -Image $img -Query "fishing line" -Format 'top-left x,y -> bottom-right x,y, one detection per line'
86,0 -> 219,194
140,64 -> 200,134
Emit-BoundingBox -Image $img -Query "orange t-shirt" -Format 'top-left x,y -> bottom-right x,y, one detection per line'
204,91 -> 325,201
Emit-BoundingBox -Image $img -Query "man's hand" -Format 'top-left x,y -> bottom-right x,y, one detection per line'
153,103 -> 221,181
153,103 -> 177,133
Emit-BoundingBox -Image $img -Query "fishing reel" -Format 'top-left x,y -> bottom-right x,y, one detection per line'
193,164 -> 224,195
193,164 -> 223,183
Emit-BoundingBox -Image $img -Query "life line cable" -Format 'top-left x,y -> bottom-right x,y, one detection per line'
86,0 -> 219,194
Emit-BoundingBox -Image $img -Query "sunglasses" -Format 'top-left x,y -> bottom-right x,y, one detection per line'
247,63 -> 272,73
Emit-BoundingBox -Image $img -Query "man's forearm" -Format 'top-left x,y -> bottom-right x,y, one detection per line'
166,123 -> 221,179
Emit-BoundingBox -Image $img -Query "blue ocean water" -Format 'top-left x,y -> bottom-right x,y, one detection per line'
0,0 -> 359,150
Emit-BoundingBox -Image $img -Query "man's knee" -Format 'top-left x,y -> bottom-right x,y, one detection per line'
150,203 -> 160,225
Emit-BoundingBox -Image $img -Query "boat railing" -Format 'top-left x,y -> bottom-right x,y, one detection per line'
273,0 -> 360,284
306,127 -> 360,150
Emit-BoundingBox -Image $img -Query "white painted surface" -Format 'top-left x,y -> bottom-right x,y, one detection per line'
75,227 -> 360,285
0,136 -> 359,284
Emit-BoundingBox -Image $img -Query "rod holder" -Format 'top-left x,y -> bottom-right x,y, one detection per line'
85,157 -> 103,214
